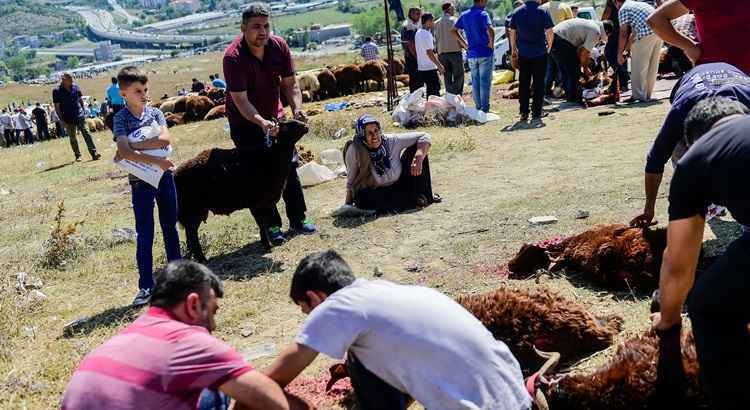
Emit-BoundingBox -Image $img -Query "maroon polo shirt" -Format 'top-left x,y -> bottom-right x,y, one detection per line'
223,35 -> 295,131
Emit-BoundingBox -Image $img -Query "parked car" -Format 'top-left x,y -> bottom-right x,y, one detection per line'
463,27 -> 511,70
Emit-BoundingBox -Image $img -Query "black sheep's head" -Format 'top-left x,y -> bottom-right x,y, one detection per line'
276,119 -> 309,145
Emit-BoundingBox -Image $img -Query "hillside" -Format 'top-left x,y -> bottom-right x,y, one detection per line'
0,0 -> 84,39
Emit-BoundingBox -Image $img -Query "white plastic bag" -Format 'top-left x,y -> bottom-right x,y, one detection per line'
425,95 -> 451,114
320,148 -> 344,168
297,161 -> 337,187
114,123 -> 171,188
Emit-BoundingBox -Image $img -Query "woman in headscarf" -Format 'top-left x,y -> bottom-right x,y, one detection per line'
344,114 -> 439,213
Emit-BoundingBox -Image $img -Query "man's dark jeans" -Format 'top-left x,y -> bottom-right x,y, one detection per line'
130,172 -> 181,290
439,51 -> 465,95
551,35 -> 581,103
519,54 -> 548,117
64,118 -> 98,159
230,125 -> 308,229
405,57 -> 419,92
3,129 -> 14,146
418,69 -> 441,97
36,120 -> 50,141
687,233 -> 750,409
22,128 -> 33,145
347,352 -> 410,410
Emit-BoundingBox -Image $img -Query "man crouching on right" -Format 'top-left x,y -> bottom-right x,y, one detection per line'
265,250 -> 531,410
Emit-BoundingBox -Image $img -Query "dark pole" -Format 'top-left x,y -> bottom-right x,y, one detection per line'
383,0 -> 397,111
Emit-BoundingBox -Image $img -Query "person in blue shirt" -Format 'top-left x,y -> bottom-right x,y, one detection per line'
630,62 -> 750,228
452,0 -> 496,113
212,73 -> 226,89
106,77 -> 125,114
510,0 -> 554,121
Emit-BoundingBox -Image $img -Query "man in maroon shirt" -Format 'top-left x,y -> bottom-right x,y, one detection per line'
648,0 -> 750,74
223,3 -> 317,245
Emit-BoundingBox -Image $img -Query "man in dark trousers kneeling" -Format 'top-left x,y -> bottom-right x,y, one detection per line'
264,250 -> 531,410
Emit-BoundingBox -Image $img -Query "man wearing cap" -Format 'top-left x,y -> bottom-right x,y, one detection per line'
223,3 -> 316,246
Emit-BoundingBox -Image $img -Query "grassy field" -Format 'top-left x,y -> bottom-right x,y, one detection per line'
0,52 -> 742,408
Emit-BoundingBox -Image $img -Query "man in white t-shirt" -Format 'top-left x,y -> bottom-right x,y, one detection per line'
415,13 -> 445,97
264,250 -> 531,410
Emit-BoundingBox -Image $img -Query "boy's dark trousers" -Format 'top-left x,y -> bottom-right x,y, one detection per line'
518,54 -> 548,118
230,125 -> 308,229
130,172 -> 181,290
418,69 -> 442,97
346,352 -> 410,410
36,120 -> 50,140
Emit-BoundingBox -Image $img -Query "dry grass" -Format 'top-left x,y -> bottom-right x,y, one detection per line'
0,59 -> 742,409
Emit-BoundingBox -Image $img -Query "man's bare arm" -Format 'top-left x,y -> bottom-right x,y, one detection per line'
656,215 -> 705,330
487,25 -> 496,50
545,28 -> 554,53
229,91 -> 275,131
618,23 -> 632,64
631,172 -> 664,227
451,27 -> 469,49
264,343 -> 319,388
509,29 -> 518,54
221,371 -> 313,410
647,0 -> 699,61
280,75 -> 304,117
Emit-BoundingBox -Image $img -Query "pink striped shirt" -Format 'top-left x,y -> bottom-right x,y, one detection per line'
62,307 -> 253,410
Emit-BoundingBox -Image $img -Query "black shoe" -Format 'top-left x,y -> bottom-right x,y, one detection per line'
532,112 -> 549,120
92,153 -> 101,160
520,113 -> 529,122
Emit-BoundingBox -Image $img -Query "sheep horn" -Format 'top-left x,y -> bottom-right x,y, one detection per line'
533,346 -> 561,377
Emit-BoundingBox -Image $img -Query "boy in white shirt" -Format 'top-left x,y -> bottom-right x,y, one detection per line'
415,13 -> 445,97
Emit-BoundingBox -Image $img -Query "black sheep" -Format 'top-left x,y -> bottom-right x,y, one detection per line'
173,120 -> 309,261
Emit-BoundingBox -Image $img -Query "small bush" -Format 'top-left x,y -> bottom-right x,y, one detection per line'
40,201 -> 83,269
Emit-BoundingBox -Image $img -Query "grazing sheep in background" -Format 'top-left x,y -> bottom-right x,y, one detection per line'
317,68 -> 338,100
84,118 -> 97,133
104,112 -> 114,131
301,90 -> 312,102
173,119 -> 309,261
203,105 -> 226,121
159,97 -> 181,114
456,288 -> 622,374
333,65 -> 363,96
535,329 -> 706,410
183,96 -> 215,122
359,60 -> 387,91
297,72 -> 321,100
164,112 -> 185,127
508,225 -> 668,291
386,57 -> 405,76
395,74 -> 410,88
92,118 -> 105,132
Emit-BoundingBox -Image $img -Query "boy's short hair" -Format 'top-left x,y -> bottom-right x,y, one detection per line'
421,13 -> 434,24
289,250 -> 356,304
242,2 -> 270,22
117,66 -> 148,89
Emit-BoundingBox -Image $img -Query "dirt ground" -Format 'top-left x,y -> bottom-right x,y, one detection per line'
0,67 -> 742,408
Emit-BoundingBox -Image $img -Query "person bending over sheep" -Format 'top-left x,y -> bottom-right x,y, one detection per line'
343,114 -> 441,213
651,97 -> 750,409
112,66 -> 181,307
264,250 -> 531,410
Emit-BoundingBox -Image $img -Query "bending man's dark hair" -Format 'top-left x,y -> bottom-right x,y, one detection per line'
684,96 -> 749,146
243,2 -> 271,22
150,260 -> 224,309
290,250 -> 356,303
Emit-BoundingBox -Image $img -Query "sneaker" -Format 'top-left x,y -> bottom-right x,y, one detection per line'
532,112 -> 549,120
75,156 -> 82,162
268,226 -> 287,245
290,219 -> 317,235
132,288 -> 151,306
92,153 -> 101,160
520,113 -> 529,122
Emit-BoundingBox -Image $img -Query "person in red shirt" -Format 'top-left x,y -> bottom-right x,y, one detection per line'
62,260 -> 311,410
647,0 -> 750,74
223,3 -> 317,246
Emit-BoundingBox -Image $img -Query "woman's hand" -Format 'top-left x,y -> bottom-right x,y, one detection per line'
411,153 -> 424,176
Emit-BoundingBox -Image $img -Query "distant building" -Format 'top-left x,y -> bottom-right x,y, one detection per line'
141,0 -> 167,8
170,0 -> 201,13
13,35 -> 40,48
93,41 -> 123,62
292,23 -> 351,45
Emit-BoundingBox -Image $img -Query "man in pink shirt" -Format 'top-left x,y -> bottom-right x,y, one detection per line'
648,0 -> 750,74
62,260 -> 310,410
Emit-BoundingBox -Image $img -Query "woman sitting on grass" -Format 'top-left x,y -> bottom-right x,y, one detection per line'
344,114 -> 440,213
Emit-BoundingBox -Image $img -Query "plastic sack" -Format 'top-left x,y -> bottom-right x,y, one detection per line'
492,70 -> 515,85
114,124 -> 171,188
320,149 -> 344,168
324,102 -> 348,112
297,161 -> 338,187
424,96 -> 452,115
404,86 -> 427,112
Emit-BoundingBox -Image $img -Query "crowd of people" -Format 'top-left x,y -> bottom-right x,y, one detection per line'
36,0 -> 750,409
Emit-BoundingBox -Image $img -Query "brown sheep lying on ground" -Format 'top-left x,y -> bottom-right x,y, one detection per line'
317,68 -> 338,100
533,328 -> 706,410
183,95 -> 215,122
164,112 -> 186,127
173,119 -> 309,261
508,225 -> 668,291
456,288 -> 622,374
